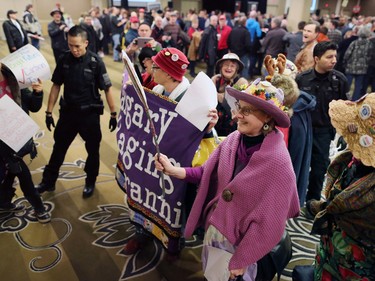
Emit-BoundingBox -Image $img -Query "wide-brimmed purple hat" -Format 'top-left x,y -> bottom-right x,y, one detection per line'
226,80 -> 290,128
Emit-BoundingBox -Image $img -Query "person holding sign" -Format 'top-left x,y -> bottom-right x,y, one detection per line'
0,62 -> 50,223
122,47 -> 218,260
36,25 -> 116,199
155,80 -> 300,280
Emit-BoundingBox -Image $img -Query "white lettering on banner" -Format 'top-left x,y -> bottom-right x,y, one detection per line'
118,90 -> 185,228
124,94 -> 178,142
125,176 -> 183,228
144,108 -> 178,142
125,95 -> 134,129
144,189 -> 158,212
132,103 -> 144,129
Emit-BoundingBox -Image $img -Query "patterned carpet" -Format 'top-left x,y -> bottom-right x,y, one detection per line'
0,40 -> 317,281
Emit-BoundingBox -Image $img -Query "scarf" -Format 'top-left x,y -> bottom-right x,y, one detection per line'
185,130 -> 300,270
152,76 -> 190,101
312,151 -> 375,245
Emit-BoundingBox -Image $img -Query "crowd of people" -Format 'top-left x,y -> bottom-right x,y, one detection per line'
1,2 -> 375,281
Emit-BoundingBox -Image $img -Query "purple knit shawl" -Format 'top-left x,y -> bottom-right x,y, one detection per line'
185,130 -> 300,270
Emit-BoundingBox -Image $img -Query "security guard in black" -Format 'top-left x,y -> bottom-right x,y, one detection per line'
295,41 -> 349,204
37,25 -> 117,198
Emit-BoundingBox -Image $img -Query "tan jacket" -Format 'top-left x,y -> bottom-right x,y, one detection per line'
187,31 -> 202,61
294,42 -> 316,73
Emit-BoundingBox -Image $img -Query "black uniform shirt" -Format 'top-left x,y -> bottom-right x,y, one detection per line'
52,51 -> 112,105
296,69 -> 349,128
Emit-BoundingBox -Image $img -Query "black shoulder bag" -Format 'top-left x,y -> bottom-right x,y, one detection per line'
256,230 -> 293,281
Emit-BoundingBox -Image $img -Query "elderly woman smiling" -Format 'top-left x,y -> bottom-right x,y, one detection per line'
155,80 -> 300,280
212,53 -> 248,136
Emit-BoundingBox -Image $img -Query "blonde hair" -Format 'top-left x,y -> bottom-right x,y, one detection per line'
271,74 -> 300,117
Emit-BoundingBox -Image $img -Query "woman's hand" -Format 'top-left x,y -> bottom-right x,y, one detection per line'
229,268 -> 246,280
31,78 -> 43,93
206,108 -> 218,133
154,153 -> 186,179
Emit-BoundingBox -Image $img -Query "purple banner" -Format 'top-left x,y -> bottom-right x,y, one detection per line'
116,84 -> 204,253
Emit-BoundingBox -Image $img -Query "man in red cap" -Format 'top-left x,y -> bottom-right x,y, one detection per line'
217,14 -> 232,59
138,8 -> 145,23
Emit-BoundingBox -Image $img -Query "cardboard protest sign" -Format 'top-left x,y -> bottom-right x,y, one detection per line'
116,85 -> 205,253
0,44 -> 51,89
0,95 -> 39,152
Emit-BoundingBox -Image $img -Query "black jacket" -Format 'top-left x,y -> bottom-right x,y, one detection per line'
2,19 -> 29,52
296,69 -> 349,128
48,20 -> 68,52
198,24 -> 217,65
227,25 -> 251,57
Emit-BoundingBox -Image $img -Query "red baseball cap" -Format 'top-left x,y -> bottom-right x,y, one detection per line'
130,16 -> 139,23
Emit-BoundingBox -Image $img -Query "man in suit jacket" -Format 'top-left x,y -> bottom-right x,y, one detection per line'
3,10 -> 29,53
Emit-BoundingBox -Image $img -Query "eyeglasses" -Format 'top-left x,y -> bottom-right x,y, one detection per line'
234,101 -> 258,116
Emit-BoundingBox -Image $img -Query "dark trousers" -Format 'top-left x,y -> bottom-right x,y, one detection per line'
306,128 -> 333,202
0,159 -> 45,212
30,37 -> 40,50
102,33 -> 111,55
42,110 -> 102,186
206,63 -> 215,78
347,74 -> 366,101
364,65 -> 375,93
249,53 -> 258,78
189,60 -> 196,75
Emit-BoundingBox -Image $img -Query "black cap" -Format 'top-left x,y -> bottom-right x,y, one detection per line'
7,10 -> 17,18
138,47 -> 157,69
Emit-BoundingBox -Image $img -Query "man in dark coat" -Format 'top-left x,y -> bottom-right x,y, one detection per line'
198,15 -> 218,78
3,10 -> 29,53
48,8 -> 69,63
227,16 -> 251,79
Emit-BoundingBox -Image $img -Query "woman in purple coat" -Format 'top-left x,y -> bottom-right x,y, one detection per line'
155,80 -> 300,280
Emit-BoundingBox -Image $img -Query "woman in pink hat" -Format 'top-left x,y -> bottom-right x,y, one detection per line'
155,80 -> 300,280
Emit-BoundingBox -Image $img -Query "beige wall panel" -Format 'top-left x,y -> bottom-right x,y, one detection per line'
286,0 -> 311,32
180,0 -> 200,15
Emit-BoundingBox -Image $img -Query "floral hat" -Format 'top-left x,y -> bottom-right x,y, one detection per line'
226,79 -> 290,128
329,93 -> 375,167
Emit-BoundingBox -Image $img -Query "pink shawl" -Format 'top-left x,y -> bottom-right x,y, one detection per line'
185,130 -> 300,270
